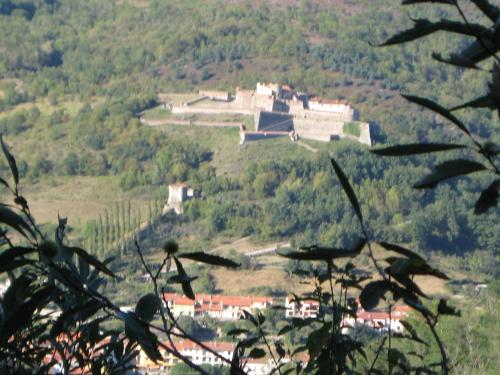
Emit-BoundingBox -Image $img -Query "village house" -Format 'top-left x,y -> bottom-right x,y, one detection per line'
164,293 -> 196,317
137,340 -> 274,374
284,296 -> 320,319
163,293 -> 273,320
137,340 -> 234,373
341,304 -> 410,333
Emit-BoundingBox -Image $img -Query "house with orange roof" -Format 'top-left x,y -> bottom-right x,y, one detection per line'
163,293 -> 273,320
285,296 -> 320,319
137,339 -> 235,372
341,304 -> 410,333
164,292 -> 196,317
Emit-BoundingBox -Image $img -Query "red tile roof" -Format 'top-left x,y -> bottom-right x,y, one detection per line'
163,293 -> 273,310
164,340 -> 235,353
163,293 -> 195,306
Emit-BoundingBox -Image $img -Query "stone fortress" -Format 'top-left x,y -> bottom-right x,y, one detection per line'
165,82 -> 371,146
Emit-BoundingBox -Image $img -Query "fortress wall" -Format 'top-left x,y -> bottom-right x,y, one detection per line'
295,110 -> 354,122
294,119 -> 371,145
253,96 -> 274,111
235,91 -> 254,109
240,131 -> 288,144
358,122 -> 371,146
257,111 -> 294,132
294,118 -> 344,136
171,106 -> 253,115
288,101 -> 305,115
185,96 -> 209,106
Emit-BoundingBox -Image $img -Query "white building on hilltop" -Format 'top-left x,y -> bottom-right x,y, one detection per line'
285,296 -> 320,319
163,183 -> 195,215
256,82 -> 280,97
308,97 -> 353,116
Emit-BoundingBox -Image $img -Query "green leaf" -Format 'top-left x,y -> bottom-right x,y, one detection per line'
278,317 -> 317,335
227,328 -> 250,336
331,157 -> 363,225
474,179 -> 500,214
167,274 -> 198,283
432,52 -> 478,69
0,246 -> 36,265
248,348 -> 266,359
371,143 -> 467,156
385,256 -> 449,279
450,95 -> 496,111
437,299 -> 461,316
230,343 -> 242,375
135,294 -> 161,323
306,323 -> 331,360
379,19 -> 491,46
68,246 -> 116,278
178,252 -> 240,268
402,0 -> 455,4
0,134 -> 19,185
1,285 -> 56,340
471,0 -> 500,22
240,335 -> 260,348
0,176 -> 11,190
173,257 -> 195,300
277,244 -> 364,261
399,321 -> 427,345
0,258 -> 35,273
0,204 -> 36,240
414,159 -> 487,188
359,281 -> 391,310
483,142 -> 500,156
242,309 -> 258,326
387,270 -> 428,299
388,348 -> 410,372
402,95 -> 471,136
123,312 -> 162,362
50,300 -> 104,338
378,242 -> 425,261
457,38 -> 500,65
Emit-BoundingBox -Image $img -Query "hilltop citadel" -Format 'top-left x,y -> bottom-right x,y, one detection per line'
157,82 -> 371,146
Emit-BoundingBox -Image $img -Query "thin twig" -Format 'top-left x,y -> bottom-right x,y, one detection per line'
368,336 -> 387,375
424,314 -> 449,375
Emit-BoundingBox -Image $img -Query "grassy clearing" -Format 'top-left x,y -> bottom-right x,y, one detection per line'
21,175 -> 152,228
142,106 -> 171,120
343,122 -> 361,137
0,97 -> 84,119
209,241 -> 454,297
151,122 -> 309,177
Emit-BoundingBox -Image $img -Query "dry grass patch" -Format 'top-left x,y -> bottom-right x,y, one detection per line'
212,267 -> 313,296
21,176 -> 150,227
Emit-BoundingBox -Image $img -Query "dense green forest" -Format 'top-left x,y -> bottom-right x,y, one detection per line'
0,1 -> 498,373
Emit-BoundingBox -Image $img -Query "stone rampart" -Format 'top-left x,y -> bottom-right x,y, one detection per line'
358,122 -> 371,146
256,111 -> 294,132
294,118 -> 344,142
240,131 -> 289,144
171,106 -> 253,115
